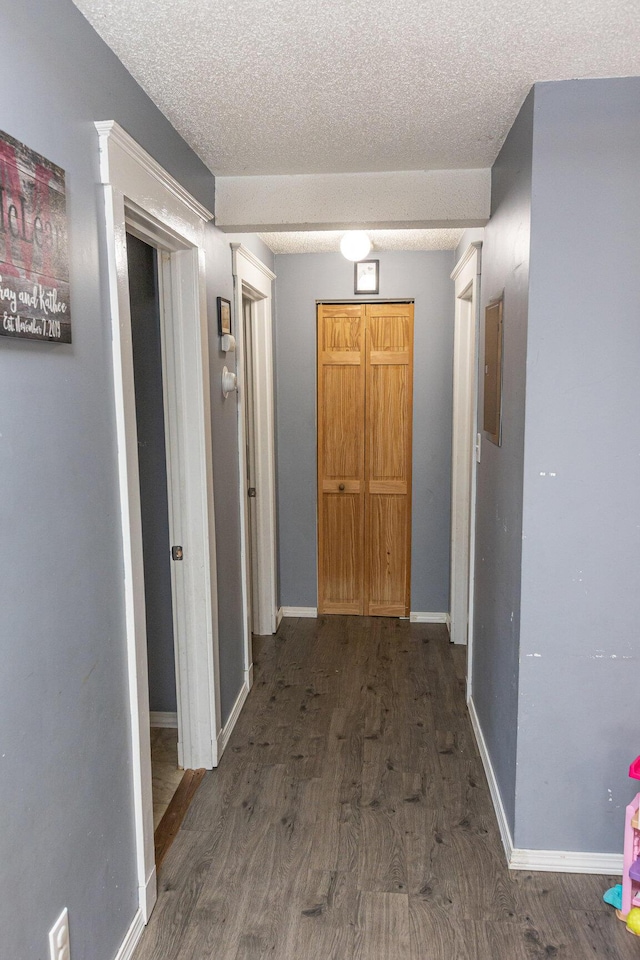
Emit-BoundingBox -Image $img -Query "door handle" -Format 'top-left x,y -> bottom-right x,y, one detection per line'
339,483 -> 345,491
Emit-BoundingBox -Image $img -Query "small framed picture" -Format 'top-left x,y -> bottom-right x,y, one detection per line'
354,259 -> 379,295
217,296 -> 232,336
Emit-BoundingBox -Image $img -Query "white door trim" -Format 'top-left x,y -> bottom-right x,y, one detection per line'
231,244 -> 277,655
449,243 -> 482,681
95,121 -> 221,922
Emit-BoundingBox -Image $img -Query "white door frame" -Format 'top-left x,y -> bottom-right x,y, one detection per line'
240,296 -> 261,636
231,244 -> 278,655
449,243 -> 482,682
95,121 -> 222,921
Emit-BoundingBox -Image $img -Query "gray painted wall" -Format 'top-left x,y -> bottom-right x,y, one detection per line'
472,90 -> 534,835
274,250 -> 455,613
515,78 -> 640,852
217,232 -> 280,609
206,229 -> 246,724
0,1 -> 247,957
128,233 -> 177,714
476,78 -> 640,854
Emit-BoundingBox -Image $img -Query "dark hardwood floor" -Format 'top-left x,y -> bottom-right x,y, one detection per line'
133,616 -> 632,959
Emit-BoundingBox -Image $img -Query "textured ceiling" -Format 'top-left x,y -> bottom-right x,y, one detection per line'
258,229 -> 464,254
72,0 -> 640,177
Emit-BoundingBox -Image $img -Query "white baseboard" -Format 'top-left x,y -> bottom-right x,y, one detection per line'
218,678 -> 251,756
281,606 -> 318,618
509,848 -> 623,875
410,611 -> 449,623
276,606 -> 284,629
467,696 -> 623,876
280,608 -> 449,624
149,711 -> 177,728
141,865 -> 156,922
113,909 -> 145,960
467,696 -> 514,863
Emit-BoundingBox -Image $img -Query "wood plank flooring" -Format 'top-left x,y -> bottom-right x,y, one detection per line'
155,768 -> 206,869
150,727 -> 184,830
133,617 -> 633,960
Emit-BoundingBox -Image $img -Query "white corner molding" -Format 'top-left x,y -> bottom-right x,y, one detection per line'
95,121 -> 213,224
216,168 -> 490,232
276,607 -> 284,629
149,711 -> 178,729
218,679 -> 251,756
113,909 -> 145,960
450,239 -> 483,281
410,611 -> 449,623
467,697 -> 623,876
232,242 -> 276,280
281,606 -> 318,618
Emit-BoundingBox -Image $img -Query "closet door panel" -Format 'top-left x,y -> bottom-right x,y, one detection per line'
321,364 -> 363,481
368,364 -> 409,482
367,494 -> 409,616
365,304 -> 413,616
320,492 -> 363,614
317,304 -> 365,614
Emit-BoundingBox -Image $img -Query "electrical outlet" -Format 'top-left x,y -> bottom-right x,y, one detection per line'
49,908 -> 70,960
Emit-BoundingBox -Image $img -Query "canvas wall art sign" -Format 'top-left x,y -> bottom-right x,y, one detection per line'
0,130 -> 71,343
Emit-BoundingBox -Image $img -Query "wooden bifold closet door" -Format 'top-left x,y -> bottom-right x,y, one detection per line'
317,302 -> 413,617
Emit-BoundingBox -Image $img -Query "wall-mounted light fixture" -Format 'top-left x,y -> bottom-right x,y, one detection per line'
222,366 -> 237,399
340,230 -> 372,262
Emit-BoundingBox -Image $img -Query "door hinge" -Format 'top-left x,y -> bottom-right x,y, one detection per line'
248,487 -> 257,498
171,545 -> 183,561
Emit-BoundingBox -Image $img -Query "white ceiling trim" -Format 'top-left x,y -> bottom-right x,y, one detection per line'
215,169 -> 490,232
95,120 -> 213,223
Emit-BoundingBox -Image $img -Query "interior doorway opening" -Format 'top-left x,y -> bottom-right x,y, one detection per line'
242,295 -> 261,636
126,232 -> 182,837
97,120 -> 222,920
449,242 -> 482,681
232,243 -> 277,676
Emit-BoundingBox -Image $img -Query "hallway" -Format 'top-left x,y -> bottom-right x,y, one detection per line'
133,618 -> 630,960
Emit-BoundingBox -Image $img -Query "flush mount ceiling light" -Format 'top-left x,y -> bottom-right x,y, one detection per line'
340,230 -> 372,261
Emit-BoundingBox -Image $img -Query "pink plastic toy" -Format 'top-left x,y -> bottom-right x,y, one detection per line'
620,757 -> 640,922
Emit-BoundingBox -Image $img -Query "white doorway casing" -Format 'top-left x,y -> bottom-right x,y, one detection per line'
231,244 -> 278,656
95,121 -> 222,923
449,243 -> 482,684
241,296 -> 261,635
